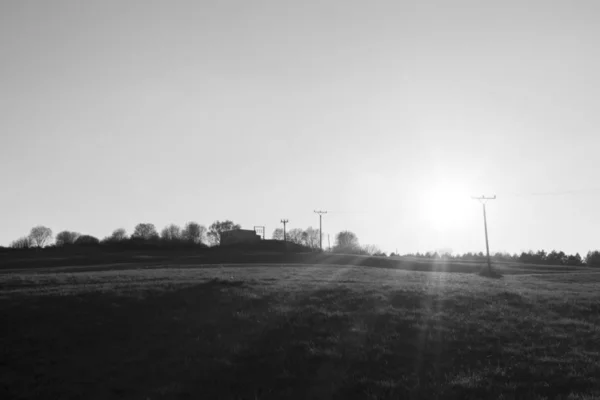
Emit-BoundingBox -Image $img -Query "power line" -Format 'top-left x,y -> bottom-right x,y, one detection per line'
501,187 -> 600,197
280,219 -> 289,242
472,195 -> 496,273
314,210 -> 327,250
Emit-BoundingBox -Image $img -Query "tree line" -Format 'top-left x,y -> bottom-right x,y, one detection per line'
7,220 -> 242,249
401,249 -> 600,267
270,228 -> 386,255
6,223 -> 600,267
271,227 -> 320,249
8,223 -> 383,256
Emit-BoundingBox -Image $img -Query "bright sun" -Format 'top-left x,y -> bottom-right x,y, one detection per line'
421,182 -> 472,231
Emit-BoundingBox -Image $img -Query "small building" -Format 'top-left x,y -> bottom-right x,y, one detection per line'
220,229 -> 261,246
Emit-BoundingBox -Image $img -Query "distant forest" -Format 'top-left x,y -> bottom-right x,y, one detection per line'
2,223 -> 600,267
401,250 -> 600,268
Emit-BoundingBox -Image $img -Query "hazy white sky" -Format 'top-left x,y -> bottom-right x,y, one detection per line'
1,0 -> 599,255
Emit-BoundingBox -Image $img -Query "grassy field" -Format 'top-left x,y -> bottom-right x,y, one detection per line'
2,248 -> 595,276
1,263 -> 600,399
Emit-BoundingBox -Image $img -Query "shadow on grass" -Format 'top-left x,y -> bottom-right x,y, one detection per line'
1,278 -> 598,399
478,268 -> 504,279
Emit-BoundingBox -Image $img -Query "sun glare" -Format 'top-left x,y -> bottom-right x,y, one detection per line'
421,183 -> 472,231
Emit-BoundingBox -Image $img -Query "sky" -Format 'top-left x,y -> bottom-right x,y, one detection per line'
1,0 -> 599,255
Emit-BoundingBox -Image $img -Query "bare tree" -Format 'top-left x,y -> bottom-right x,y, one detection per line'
56,231 -> 80,247
161,224 -> 182,241
301,227 -> 320,249
272,226 -> 319,248
362,244 -> 381,256
132,223 -> 159,240
286,228 -> 304,245
272,228 -> 284,240
10,236 -> 31,249
28,226 -> 53,248
182,222 -> 206,244
565,253 -> 583,266
207,220 -> 241,246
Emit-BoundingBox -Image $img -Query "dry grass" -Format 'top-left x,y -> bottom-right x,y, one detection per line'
1,264 -> 599,399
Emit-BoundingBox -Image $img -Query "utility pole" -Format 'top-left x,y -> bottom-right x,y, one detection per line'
280,219 -> 289,241
314,210 -> 327,250
472,195 -> 496,273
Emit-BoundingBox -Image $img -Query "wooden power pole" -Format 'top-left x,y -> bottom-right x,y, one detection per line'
280,219 -> 289,241
472,195 -> 496,273
314,210 -> 327,250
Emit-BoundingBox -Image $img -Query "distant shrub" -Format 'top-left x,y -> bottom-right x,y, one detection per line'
56,231 -> 80,247
362,244 -> 381,256
74,235 -> 100,246
332,231 -> 365,254
181,222 -> 207,244
132,223 -> 159,241
108,228 -> 128,242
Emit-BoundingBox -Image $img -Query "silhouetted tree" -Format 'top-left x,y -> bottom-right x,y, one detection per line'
101,228 -> 128,244
182,222 -> 206,244
28,226 -> 53,248
286,228 -> 304,245
362,244 -> 381,256
161,224 -> 182,241
565,253 -> 583,266
301,227 -> 320,249
208,220 -> 241,246
536,250 -> 548,262
132,223 -> 159,241
74,235 -> 100,246
519,250 -> 546,264
333,231 -> 360,253
272,228 -> 284,240
546,250 -> 567,265
493,252 -> 515,262
10,236 -> 31,249
585,251 -> 600,267
109,228 -> 128,242
55,231 -> 80,247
